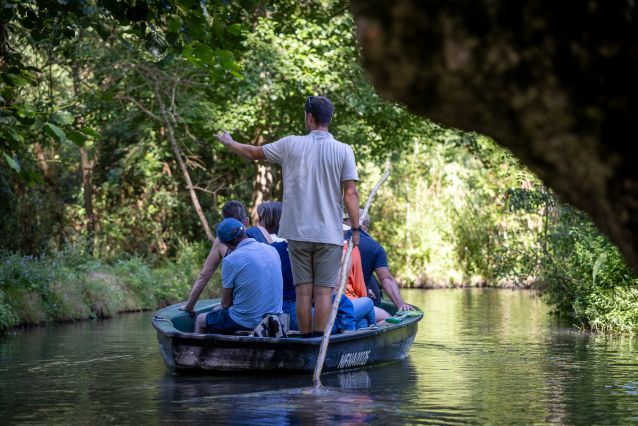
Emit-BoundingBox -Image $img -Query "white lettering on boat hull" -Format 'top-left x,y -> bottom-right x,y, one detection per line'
337,350 -> 370,369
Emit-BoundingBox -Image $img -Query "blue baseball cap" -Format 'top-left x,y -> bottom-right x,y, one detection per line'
216,218 -> 245,243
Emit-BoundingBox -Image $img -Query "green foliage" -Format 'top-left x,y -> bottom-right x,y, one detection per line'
364,132 -> 539,288
0,0 -> 251,177
363,130 -> 638,333
0,288 -> 18,331
0,0 -> 635,335
535,207 -> 638,332
212,1 -> 420,160
0,243 -> 209,332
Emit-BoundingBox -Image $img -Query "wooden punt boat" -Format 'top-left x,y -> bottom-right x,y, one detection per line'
152,299 -> 423,374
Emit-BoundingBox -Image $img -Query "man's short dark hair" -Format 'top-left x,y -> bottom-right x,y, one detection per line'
222,200 -> 247,223
305,96 -> 334,126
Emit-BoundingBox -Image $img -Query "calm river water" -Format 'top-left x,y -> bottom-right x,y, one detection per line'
1,289 -> 637,424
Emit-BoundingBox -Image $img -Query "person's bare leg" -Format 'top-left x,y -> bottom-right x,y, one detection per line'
195,313 -> 208,333
374,306 -> 391,324
296,283 -> 313,334
313,286 -> 333,334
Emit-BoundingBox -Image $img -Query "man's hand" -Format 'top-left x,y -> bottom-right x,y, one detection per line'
367,288 -> 376,299
178,306 -> 196,318
213,131 -> 265,161
215,130 -> 234,146
397,303 -> 414,311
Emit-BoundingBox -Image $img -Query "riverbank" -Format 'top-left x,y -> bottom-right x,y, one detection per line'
0,245 -> 215,333
2,247 -> 637,335
0,249 -> 531,334
401,276 -> 538,290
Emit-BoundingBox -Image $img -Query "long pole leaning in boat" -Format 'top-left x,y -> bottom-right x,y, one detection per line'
313,167 -> 391,388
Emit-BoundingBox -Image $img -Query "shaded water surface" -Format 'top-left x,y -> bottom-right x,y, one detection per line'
1,289 -> 637,424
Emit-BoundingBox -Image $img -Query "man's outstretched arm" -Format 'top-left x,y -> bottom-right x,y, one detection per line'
215,131 -> 266,161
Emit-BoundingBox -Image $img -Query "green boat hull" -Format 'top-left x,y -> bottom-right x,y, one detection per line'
152,299 -> 423,374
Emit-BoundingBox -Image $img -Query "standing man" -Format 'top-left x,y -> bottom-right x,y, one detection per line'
215,96 -> 360,337
344,209 -> 413,311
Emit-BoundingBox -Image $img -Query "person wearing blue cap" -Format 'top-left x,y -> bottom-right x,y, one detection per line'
181,200 -> 269,317
214,96 -> 361,338
193,217 -> 283,334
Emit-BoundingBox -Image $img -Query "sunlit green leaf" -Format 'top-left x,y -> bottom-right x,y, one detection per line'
226,23 -> 242,36
193,43 -> 214,64
81,127 -> 101,138
3,74 -> 29,87
7,128 -> 24,143
214,49 -> 234,61
167,14 -> 183,32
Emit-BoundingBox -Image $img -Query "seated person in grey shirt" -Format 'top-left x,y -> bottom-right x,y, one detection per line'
194,218 -> 283,334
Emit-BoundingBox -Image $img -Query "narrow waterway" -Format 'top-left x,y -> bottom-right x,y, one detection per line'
1,289 -> 637,424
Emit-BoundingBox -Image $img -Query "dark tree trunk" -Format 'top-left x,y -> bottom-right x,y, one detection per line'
351,0 -> 638,272
127,66 -> 214,242
80,147 -> 95,255
0,19 -> 8,72
273,166 -> 283,200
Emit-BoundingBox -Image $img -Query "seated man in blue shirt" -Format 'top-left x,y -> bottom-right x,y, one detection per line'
194,218 -> 283,334
344,210 -> 413,311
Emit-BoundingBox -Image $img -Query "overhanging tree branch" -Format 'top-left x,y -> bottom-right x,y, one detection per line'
119,64 -> 214,242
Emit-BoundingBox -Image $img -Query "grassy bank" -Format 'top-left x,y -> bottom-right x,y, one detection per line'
0,244 -> 218,333
2,229 -> 636,335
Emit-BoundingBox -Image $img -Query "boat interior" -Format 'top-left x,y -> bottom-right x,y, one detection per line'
158,299 -> 404,336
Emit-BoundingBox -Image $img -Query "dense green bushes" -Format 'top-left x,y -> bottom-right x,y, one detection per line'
537,208 -> 638,333
362,136 -> 638,333
0,243 -> 213,332
365,134 -> 540,288
0,0 -> 636,334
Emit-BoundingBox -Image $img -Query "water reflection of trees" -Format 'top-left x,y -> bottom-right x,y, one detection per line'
404,288 -> 638,424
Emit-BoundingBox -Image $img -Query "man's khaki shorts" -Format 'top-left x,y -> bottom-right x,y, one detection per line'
287,240 -> 342,287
